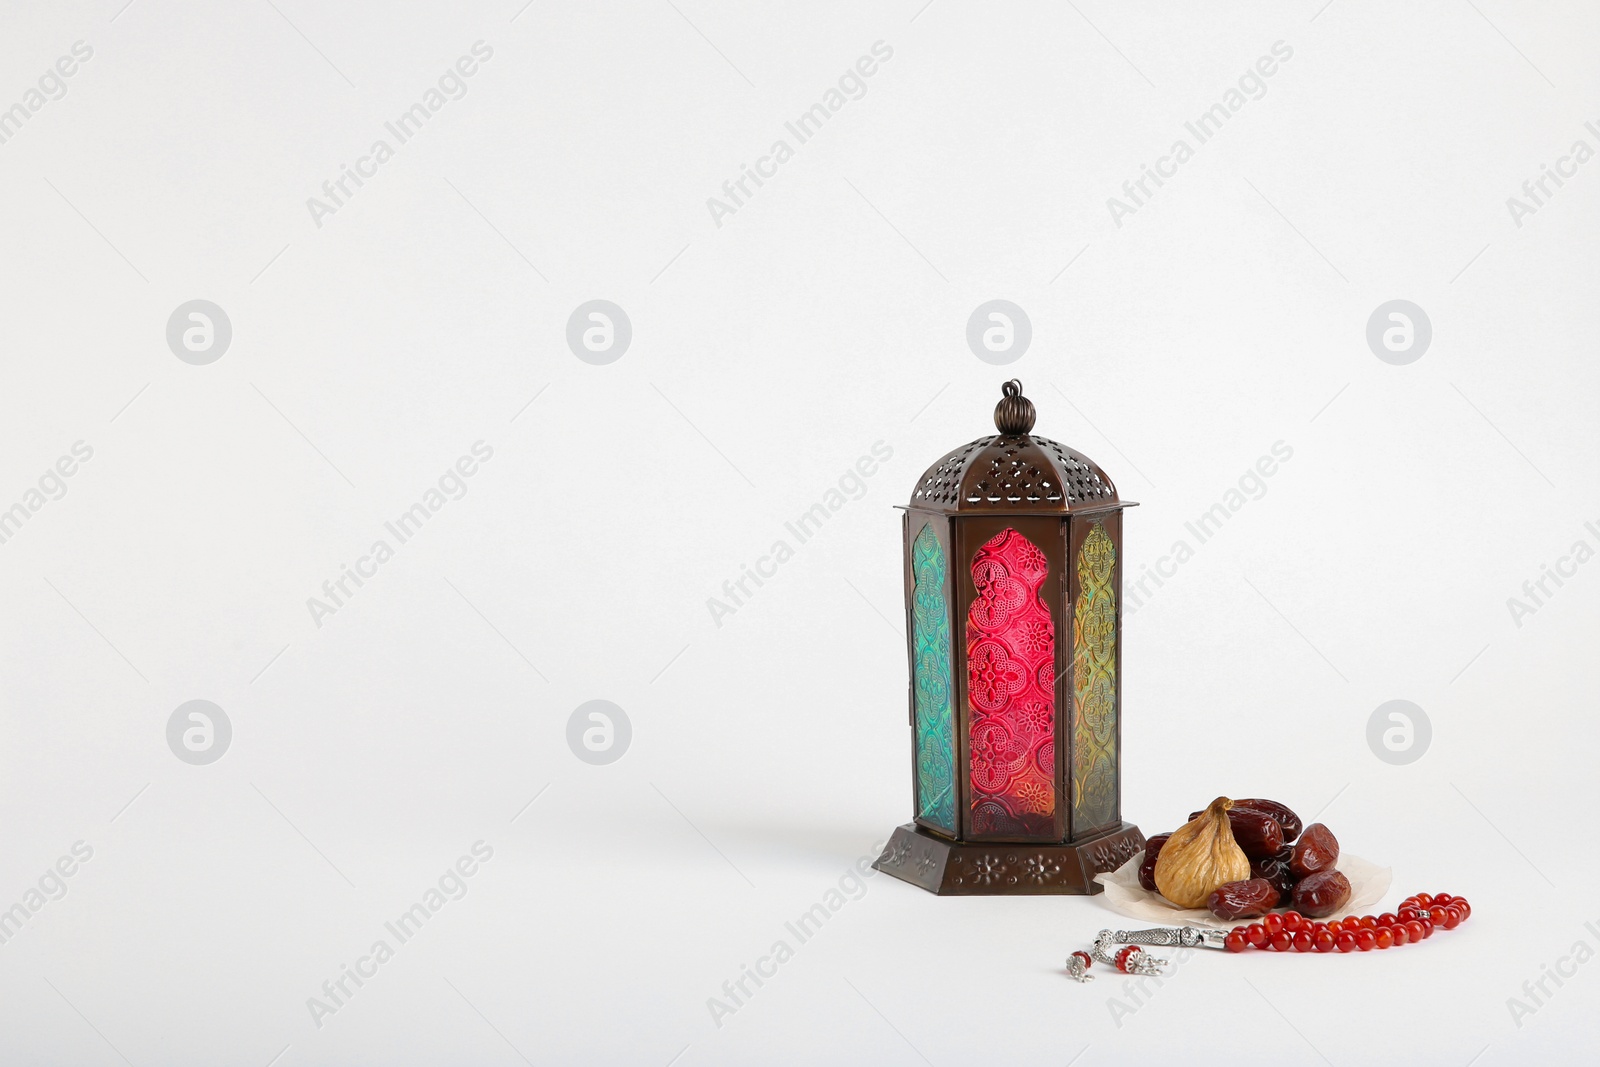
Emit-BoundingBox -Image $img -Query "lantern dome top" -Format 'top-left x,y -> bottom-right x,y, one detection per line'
910,380 -> 1120,513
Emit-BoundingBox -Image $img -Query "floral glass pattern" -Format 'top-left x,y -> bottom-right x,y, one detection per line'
911,524 -> 956,833
1072,522 -> 1118,834
966,528 -> 1055,837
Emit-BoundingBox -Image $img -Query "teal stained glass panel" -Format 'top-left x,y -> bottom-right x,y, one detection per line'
911,523 -> 956,832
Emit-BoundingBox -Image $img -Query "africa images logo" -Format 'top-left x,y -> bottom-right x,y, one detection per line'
305,42 -> 494,228
0,40 -> 94,149
705,41 -> 894,228
1105,40 -> 1294,227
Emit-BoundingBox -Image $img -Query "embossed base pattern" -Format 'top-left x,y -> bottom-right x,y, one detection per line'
871,822 -> 1145,895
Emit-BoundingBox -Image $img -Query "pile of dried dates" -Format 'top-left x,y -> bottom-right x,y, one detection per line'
1140,796 -> 1353,921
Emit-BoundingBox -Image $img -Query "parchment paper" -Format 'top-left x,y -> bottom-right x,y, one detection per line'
1094,850 -> 1392,930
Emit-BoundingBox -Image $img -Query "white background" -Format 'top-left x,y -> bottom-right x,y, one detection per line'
2,1 -> 1597,1064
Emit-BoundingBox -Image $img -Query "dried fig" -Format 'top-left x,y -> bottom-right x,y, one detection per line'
1154,797 -> 1251,908
1292,869 -> 1351,918
1290,823 -> 1339,878
1208,877 -> 1281,920
1138,834 -> 1171,892
1251,845 -> 1297,896
1233,798 -> 1304,843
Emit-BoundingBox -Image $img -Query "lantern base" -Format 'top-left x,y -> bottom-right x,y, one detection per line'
872,822 -> 1145,895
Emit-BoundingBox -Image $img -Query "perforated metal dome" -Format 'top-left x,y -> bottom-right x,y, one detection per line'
909,381 -> 1119,513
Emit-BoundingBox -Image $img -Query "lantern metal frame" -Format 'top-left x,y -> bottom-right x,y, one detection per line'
874,381 -> 1145,894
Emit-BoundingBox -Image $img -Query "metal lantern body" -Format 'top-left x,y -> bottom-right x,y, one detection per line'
874,382 -> 1144,894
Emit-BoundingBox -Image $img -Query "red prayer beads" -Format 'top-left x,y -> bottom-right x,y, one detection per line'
1220,892 -> 1470,954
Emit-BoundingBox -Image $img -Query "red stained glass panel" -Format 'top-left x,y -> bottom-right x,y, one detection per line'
966,528 -> 1055,837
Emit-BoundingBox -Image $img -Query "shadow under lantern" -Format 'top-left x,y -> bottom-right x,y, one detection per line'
874,380 -> 1144,894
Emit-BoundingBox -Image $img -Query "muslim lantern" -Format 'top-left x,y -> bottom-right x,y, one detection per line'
874,380 -> 1144,894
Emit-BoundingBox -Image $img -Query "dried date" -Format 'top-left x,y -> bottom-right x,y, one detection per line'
1232,798 -> 1304,843
1290,823 -> 1340,878
1208,877 -> 1281,921
1251,845 -> 1297,896
1185,806 -> 1285,859
1292,869 -> 1351,918
1138,834 -> 1171,892
1227,808 -> 1285,860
